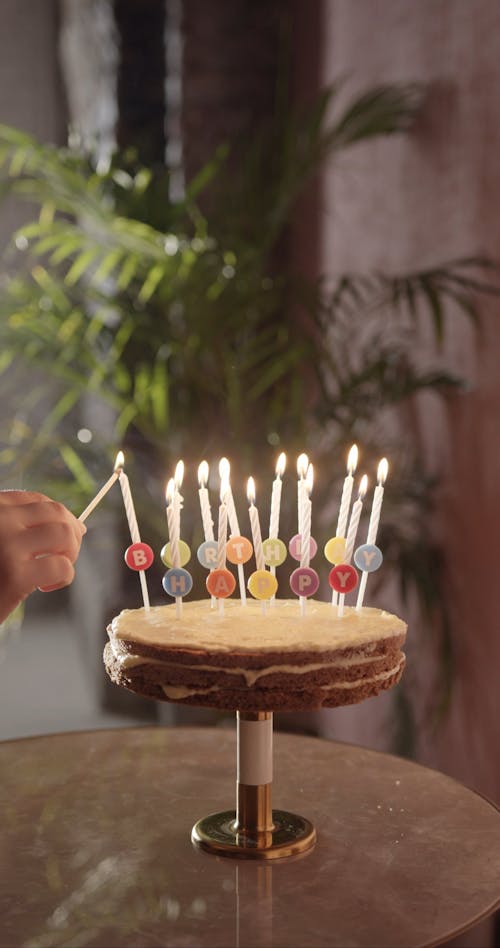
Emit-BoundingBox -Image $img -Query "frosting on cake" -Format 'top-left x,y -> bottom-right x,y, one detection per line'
111,599 -> 406,654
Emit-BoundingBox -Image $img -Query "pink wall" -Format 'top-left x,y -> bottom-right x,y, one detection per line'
317,0 -> 500,805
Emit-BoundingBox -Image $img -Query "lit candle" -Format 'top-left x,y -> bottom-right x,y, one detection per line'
296,453 -> 309,535
269,452 -> 286,539
299,464 -> 313,616
336,444 -> 358,539
356,459 -> 388,611
337,474 -> 368,616
247,477 -> 264,571
300,464 -> 313,569
165,478 -> 182,618
118,457 -> 150,611
197,460 -> 214,541
78,452 -> 122,522
219,457 -> 246,605
173,460 -> 184,569
216,478 -> 229,614
219,457 -> 240,535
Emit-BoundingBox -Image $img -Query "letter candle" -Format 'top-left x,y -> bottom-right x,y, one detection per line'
166,478 -> 182,618
216,480 -> 229,614
197,461 -> 214,541
247,477 -> 272,614
77,452 -> 122,523
299,464 -> 313,616
331,445 -> 358,606
173,460 -> 184,567
337,474 -> 368,617
219,457 -> 246,605
118,458 -> 151,611
296,453 -> 309,535
356,459 -> 388,611
268,452 -> 286,605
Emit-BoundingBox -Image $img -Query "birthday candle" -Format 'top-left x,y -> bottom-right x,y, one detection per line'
118,463 -> 150,610
217,483 -> 229,570
172,460 -> 184,569
269,452 -> 286,539
336,444 -> 358,539
197,460 -> 214,541
337,474 -> 368,616
78,452 -> 122,522
219,457 -> 246,606
296,453 -> 309,535
219,457 -> 240,535
300,464 -> 313,569
356,459 -> 388,611
247,477 -> 264,571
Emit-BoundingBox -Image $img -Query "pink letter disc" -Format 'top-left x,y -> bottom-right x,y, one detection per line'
124,542 -> 154,571
289,567 -> 320,598
288,534 -> 318,562
328,564 -> 358,593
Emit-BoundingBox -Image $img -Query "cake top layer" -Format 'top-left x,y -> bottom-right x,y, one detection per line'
111,599 -> 406,654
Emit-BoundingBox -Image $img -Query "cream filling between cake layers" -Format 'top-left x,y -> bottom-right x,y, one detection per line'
111,599 -> 406,654
161,659 -> 405,701
107,634 -> 396,687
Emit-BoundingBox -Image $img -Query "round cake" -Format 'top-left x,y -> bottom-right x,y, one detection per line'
104,599 -> 407,712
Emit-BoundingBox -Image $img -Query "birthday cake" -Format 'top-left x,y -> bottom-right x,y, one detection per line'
104,598 -> 407,712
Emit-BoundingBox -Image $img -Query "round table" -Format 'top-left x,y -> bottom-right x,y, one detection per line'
0,726 -> 498,947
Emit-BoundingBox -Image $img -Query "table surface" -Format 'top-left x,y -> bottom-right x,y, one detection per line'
0,725 -> 499,948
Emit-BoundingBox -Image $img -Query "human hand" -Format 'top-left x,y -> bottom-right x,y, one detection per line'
0,490 -> 86,624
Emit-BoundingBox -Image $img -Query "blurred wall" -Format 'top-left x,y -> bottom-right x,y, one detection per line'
318,0 -> 500,806
0,0 -> 66,251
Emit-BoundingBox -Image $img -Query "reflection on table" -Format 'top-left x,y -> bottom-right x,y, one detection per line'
0,726 -> 499,947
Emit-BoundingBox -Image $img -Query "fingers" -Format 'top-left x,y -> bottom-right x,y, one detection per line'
25,554 -> 75,595
15,521 -> 83,564
0,490 -> 52,506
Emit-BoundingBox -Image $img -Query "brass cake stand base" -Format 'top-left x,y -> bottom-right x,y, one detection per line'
191,711 -> 317,861
192,808 -> 316,860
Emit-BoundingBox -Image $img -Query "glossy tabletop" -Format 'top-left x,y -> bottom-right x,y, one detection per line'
0,726 -> 499,947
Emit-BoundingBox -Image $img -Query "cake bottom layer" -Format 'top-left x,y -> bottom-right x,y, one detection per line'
103,641 -> 406,712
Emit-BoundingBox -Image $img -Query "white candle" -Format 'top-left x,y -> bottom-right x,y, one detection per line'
172,460 -> 184,569
356,459 -> 388,611
345,474 -> 368,564
300,464 -> 313,569
217,485 -> 228,570
165,477 -> 182,618
78,452 -> 122,522
269,452 -> 286,539
119,465 -> 150,610
247,477 -> 264,570
336,444 -> 358,538
337,474 -> 368,616
197,460 -> 214,541
296,453 -> 309,535
219,457 -> 246,605
219,457 -> 240,535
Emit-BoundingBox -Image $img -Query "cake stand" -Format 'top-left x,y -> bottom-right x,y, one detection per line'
191,709 -> 316,860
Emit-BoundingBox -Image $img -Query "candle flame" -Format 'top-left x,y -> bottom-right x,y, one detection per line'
198,460 -> 209,488
165,478 -> 175,505
305,463 -> 314,495
347,444 -> 358,476
377,458 -> 389,485
246,476 -> 256,505
114,450 -> 125,472
219,457 -> 230,482
297,453 -> 309,478
174,459 -> 184,489
276,452 -> 286,478
359,474 -> 368,499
